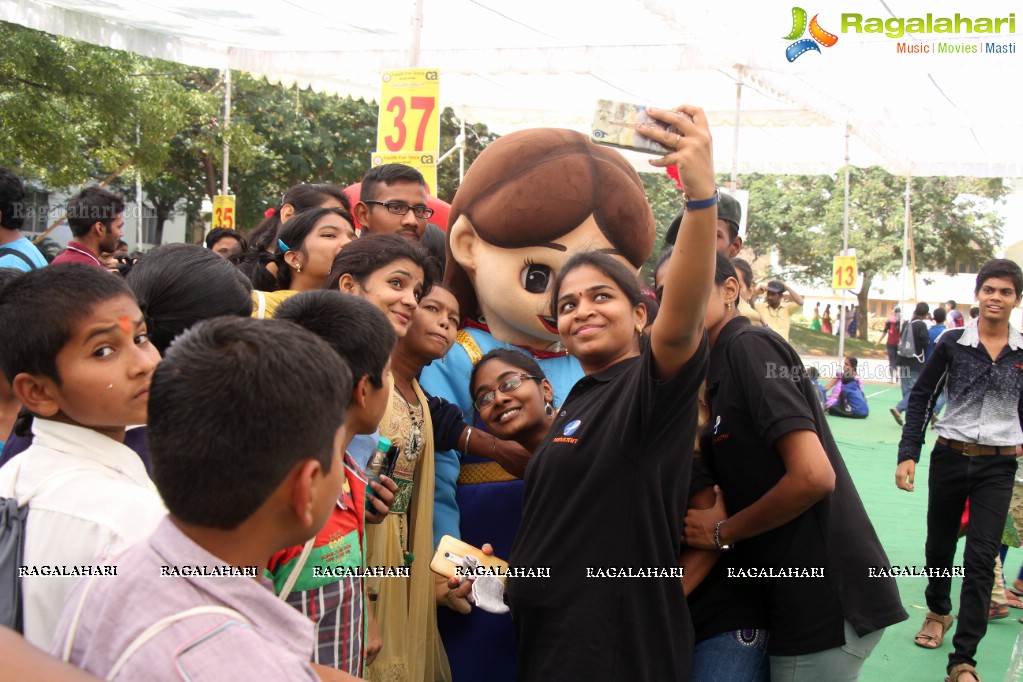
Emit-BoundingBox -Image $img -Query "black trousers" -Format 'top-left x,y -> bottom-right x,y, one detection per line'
924,442 -> 1016,670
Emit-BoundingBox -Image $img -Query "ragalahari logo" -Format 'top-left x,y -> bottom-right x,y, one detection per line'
784,7 -> 839,61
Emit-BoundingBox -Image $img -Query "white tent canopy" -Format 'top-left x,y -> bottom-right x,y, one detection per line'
4,0 -> 1022,176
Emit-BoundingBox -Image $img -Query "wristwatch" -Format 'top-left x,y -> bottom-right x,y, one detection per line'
714,520 -> 733,551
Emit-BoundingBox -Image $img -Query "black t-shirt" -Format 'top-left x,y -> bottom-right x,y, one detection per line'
686,456 -> 769,642
701,317 -> 907,656
507,337 -> 707,682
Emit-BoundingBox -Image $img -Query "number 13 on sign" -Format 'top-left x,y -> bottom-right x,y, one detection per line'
832,255 -> 857,289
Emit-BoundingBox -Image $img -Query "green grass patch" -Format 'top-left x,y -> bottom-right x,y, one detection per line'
789,324 -> 886,358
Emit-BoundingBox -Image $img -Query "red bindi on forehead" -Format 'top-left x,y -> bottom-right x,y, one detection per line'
118,316 -> 132,334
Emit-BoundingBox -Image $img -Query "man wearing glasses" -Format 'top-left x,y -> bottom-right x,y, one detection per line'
354,164 -> 434,243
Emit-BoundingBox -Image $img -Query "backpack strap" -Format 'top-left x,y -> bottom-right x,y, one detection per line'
254,290 -> 268,320
276,536 -> 315,601
0,247 -> 38,270
59,547 -> 251,678
106,606 -> 251,679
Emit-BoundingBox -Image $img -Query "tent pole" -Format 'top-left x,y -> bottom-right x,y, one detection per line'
907,174 -> 917,301
900,173 -> 910,316
222,65 -> 231,195
135,122 -> 143,247
730,69 -> 742,191
838,123 -> 851,362
459,115 -> 466,183
409,0 -> 424,66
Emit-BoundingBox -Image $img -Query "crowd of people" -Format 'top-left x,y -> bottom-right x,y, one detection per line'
0,105 -> 1020,682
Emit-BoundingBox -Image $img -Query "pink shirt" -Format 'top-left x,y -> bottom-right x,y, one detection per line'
52,517 -> 319,681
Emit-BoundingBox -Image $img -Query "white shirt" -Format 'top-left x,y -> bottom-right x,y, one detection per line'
0,419 -> 166,648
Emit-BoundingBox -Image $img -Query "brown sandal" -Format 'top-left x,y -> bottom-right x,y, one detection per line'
945,662 -> 980,682
914,611 -> 954,649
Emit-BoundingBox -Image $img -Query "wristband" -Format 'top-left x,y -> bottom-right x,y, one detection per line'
683,189 -> 719,211
714,520 -> 733,551
463,426 -> 473,456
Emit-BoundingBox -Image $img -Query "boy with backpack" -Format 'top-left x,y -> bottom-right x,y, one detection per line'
272,291 -> 399,676
890,301 -> 930,425
0,264 -> 165,647
52,316 -> 355,680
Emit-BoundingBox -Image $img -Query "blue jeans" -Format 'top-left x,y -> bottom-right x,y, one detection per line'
691,629 -> 769,682
895,364 -> 921,412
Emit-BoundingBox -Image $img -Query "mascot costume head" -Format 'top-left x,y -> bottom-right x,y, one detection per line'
444,128 -> 656,351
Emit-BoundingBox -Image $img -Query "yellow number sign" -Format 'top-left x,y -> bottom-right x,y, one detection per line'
370,153 -> 438,197
377,69 -> 440,154
832,255 -> 857,289
212,195 -> 236,230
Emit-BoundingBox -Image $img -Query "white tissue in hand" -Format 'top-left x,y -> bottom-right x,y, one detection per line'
460,554 -> 509,614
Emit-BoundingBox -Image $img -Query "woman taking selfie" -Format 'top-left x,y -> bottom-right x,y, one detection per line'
506,104 -> 716,681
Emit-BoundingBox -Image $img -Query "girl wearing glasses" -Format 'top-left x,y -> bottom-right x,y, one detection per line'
505,105 -> 717,682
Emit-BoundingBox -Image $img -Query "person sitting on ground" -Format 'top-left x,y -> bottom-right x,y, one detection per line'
806,366 -> 827,408
824,356 -> 869,418
52,317 -> 355,680
0,265 -> 166,648
273,291 -> 400,677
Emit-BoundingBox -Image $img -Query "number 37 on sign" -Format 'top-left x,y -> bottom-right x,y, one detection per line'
832,255 -> 857,289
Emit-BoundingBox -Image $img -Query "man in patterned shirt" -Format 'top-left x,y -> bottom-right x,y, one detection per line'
895,259 -> 1023,682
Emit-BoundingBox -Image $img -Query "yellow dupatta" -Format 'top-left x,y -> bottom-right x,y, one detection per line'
366,375 -> 450,682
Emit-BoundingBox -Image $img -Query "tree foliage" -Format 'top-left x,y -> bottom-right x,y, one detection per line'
0,21 -> 207,188
740,167 -> 1007,337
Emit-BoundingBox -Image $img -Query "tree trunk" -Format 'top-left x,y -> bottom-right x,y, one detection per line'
856,273 -> 873,340
153,204 -> 171,246
203,154 -> 218,202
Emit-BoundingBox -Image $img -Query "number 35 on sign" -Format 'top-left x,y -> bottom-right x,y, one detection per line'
832,255 -> 857,289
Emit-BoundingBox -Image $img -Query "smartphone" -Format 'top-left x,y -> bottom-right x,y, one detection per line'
365,445 -> 400,509
381,444 -> 400,479
430,535 -> 509,583
590,99 -> 677,155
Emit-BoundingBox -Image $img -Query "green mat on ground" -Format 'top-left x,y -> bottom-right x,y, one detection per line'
827,383 -> 1023,681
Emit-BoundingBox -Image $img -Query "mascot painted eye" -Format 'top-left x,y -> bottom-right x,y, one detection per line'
521,262 -> 552,294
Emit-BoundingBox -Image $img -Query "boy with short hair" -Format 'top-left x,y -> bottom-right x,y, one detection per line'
0,264 -> 165,647
896,259 -> 1023,682
51,186 -> 124,268
0,168 -> 48,271
273,290 -> 398,676
52,316 -> 354,680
